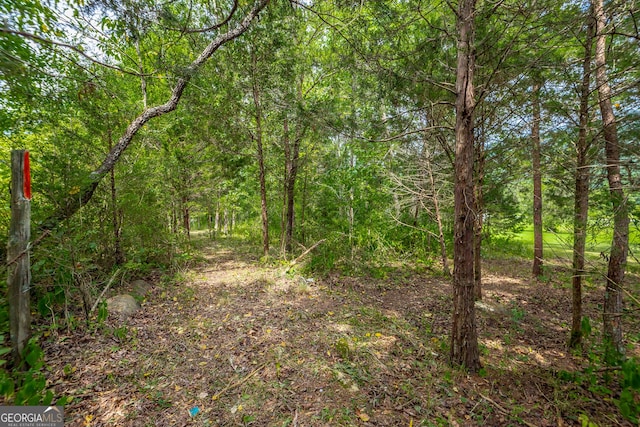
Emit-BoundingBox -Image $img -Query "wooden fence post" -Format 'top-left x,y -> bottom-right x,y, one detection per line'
7,150 -> 31,364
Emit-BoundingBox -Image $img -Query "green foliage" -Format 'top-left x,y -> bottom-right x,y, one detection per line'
0,338 -> 65,406
581,316 -> 592,338
618,359 -> 640,423
97,301 -> 108,325
559,342 -> 640,423
0,300 -> 60,405
0,3 -> 639,425
578,413 -> 598,427
112,326 -> 129,343
334,337 -> 352,360
509,304 -> 526,324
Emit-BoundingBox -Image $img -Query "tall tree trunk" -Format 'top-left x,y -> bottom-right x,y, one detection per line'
592,0 -> 629,360
349,151 -> 355,261
171,202 -> 178,234
569,15 -> 594,349
531,82 -> 544,278
208,208 -> 213,239
300,170 -> 308,246
474,121 -> 485,299
215,200 -> 220,238
252,52 -> 269,257
450,0 -> 481,372
231,210 -> 236,236
108,129 -> 124,265
281,117 -> 290,256
285,130 -> 302,254
182,195 -> 190,239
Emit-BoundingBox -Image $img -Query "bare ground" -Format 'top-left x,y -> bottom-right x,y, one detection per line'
42,238 -> 639,426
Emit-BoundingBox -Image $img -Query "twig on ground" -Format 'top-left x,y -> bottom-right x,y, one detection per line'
286,239 -> 326,272
479,393 -> 539,427
211,362 -> 267,401
89,269 -> 122,315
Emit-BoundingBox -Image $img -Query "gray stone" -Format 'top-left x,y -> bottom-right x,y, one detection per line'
131,279 -> 152,298
106,294 -> 140,317
475,301 -> 510,318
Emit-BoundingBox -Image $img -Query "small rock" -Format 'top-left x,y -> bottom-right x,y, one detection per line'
131,279 -> 152,298
475,301 -> 510,318
106,294 -> 140,317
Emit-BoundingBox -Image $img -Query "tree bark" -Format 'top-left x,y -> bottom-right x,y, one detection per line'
171,202 -> 178,234
215,200 -> 221,238
285,127 -> 303,254
252,52 -> 269,257
208,209 -> 213,239
231,210 -> 236,236
349,151 -> 355,261
37,0 -> 271,235
473,120 -> 485,299
569,15 -> 594,349
300,170 -> 308,246
592,0 -> 629,360
450,0 -> 481,372
8,150 -> 31,364
182,195 -> 190,238
281,117 -> 290,256
223,208 -> 229,236
531,82 -> 544,278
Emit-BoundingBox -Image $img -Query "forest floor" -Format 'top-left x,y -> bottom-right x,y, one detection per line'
44,236 -> 639,427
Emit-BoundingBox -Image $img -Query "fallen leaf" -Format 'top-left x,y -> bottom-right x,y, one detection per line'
357,411 -> 370,422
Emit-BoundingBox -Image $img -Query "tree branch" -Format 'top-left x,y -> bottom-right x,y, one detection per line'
38,0 -> 271,235
0,28 -> 151,77
184,0 -> 238,33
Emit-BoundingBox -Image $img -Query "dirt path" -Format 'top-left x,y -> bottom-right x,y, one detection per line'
45,239 -> 637,426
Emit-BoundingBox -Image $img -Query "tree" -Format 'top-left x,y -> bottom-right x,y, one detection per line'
473,105 -> 487,299
531,81 -> 544,278
450,0 -> 481,372
250,48 -> 270,258
592,0 -> 630,360
569,11 -> 595,349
